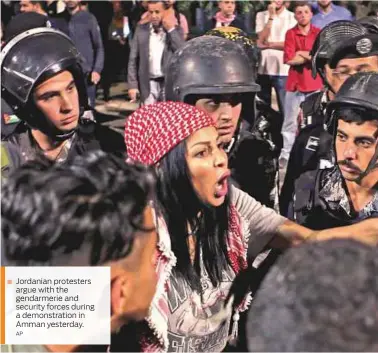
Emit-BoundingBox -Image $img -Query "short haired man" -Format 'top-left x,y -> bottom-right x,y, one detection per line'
127,0 -> 184,105
280,1 -> 323,168
288,72 -> 378,228
18,0 -> 69,34
255,0 -> 297,114
1,28 -> 125,176
247,239 -> 378,351
62,0 -> 104,107
312,0 -> 353,29
1,151 -> 158,352
204,0 -> 245,32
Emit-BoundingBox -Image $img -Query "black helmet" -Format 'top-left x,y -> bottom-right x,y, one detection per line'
326,72 -> 378,180
165,35 -> 260,102
357,16 -> 378,34
329,33 -> 378,69
311,20 -> 368,79
1,28 -> 89,140
205,26 -> 260,74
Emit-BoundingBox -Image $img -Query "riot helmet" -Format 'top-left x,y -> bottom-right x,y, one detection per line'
328,33 -> 378,70
326,72 -> 378,181
1,28 -> 89,140
205,26 -> 260,77
310,21 -> 368,85
357,16 -> 378,34
165,35 -> 260,103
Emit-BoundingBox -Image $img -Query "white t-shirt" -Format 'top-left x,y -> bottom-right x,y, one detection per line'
255,8 -> 297,76
149,26 -> 166,78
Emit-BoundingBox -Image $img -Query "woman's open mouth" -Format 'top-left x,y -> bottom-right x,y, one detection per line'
215,170 -> 231,198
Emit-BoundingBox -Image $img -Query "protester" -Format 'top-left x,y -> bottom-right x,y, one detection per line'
280,1 -> 322,169
121,101 -> 378,352
138,1 -> 188,39
1,151 -> 158,352
127,0 -> 184,105
204,0 -> 245,31
280,20 -> 370,215
288,72 -> 378,227
164,1 -> 189,40
255,0 -> 297,114
1,28 -> 125,176
17,0 -> 69,34
102,0 -> 131,102
312,0 -> 353,28
62,0 -> 104,107
247,239 -> 378,351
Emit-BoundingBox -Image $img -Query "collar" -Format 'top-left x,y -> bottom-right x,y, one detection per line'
150,23 -> 164,34
293,24 -> 317,35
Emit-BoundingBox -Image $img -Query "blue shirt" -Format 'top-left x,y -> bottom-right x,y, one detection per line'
311,3 -> 353,29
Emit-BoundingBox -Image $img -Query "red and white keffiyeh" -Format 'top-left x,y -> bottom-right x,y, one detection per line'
124,101 -> 215,166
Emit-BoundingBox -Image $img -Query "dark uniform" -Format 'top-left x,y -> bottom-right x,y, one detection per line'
1,28 -> 125,177
288,72 -> 378,228
280,20 -> 369,216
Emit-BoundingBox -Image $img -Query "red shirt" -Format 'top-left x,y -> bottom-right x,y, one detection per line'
284,24 -> 323,93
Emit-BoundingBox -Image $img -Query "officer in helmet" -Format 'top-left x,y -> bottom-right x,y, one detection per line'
288,72 -> 378,228
280,20 -> 378,216
1,28 -> 125,176
166,34 -> 280,208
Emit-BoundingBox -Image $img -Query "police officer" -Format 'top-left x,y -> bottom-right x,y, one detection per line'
280,21 -> 378,215
288,72 -> 378,228
165,34 -> 282,208
1,28 -> 125,176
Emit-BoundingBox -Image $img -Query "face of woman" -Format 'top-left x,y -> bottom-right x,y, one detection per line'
185,126 -> 230,207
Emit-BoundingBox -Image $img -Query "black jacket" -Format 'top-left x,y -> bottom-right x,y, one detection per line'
287,167 -> 378,229
2,119 -> 125,176
280,90 -> 333,216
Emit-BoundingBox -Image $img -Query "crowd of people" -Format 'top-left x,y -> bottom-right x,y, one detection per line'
1,0 -> 378,352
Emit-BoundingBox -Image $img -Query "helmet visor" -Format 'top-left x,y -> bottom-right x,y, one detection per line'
1,28 -> 82,104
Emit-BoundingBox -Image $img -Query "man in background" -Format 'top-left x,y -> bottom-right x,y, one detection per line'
128,0 -> 184,105
280,1 -> 322,169
255,0 -> 297,114
312,0 -> 352,28
205,0 -> 245,31
62,0 -> 104,107
19,0 -> 68,34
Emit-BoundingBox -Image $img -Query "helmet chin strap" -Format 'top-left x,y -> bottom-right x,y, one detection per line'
27,105 -> 84,142
353,141 -> 378,185
318,67 -> 336,95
